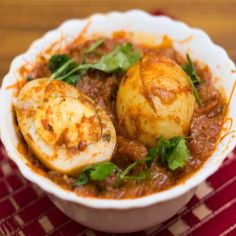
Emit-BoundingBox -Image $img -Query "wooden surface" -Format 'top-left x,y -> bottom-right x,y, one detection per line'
1,0 -> 236,84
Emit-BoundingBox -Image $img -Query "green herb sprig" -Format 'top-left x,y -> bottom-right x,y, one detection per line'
151,136 -> 189,170
74,136 -> 189,187
84,39 -> 104,54
181,54 -> 201,105
48,55 -> 82,85
74,162 -> 118,186
48,42 -> 141,85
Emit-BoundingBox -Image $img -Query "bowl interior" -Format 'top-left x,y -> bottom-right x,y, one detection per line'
0,10 -> 236,209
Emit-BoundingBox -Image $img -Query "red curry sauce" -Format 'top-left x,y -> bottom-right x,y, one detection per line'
15,37 -> 226,199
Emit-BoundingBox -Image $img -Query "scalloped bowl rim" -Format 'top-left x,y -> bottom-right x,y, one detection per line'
0,10 -> 236,209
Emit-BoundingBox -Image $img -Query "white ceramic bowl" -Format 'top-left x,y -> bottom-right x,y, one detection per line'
0,10 -> 236,233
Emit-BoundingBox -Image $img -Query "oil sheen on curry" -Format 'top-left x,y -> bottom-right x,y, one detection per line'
14,36 -> 226,199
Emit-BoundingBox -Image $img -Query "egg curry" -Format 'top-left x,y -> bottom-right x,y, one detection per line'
14,36 -> 226,199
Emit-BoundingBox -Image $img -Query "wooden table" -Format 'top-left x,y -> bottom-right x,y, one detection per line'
1,0 -> 236,84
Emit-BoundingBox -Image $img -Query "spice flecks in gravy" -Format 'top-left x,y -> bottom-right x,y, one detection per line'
13,33 -> 227,199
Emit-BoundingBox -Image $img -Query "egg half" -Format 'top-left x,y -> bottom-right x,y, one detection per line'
15,78 -> 116,175
116,53 -> 195,147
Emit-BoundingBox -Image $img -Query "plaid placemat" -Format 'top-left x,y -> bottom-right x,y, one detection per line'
0,142 -> 236,236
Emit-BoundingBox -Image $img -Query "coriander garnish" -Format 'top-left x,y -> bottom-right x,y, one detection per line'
74,136 -> 189,187
48,42 -> 141,85
182,54 -> 201,105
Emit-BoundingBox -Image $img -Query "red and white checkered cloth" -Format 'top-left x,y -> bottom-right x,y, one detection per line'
0,142 -> 236,236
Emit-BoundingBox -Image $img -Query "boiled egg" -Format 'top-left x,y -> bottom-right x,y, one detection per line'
15,78 -> 116,175
116,53 -> 195,147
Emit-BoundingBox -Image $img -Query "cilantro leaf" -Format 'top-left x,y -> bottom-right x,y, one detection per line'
63,74 -> 81,85
187,76 -> 201,105
84,39 -> 104,54
90,43 -> 141,73
182,54 -> 201,85
114,158 -> 149,187
181,54 -> 201,104
48,54 -> 77,74
146,136 -> 189,170
48,54 -> 81,85
155,136 -> 189,170
74,171 -> 90,186
74,162 -> 117,186
74,136 -> 189,187
123,169 -> 150,182
147,136 -> 171,163
167,138 -> 189,170
49,42 -> 141,85
135,169 -> 150,181
48,55 -> 70,72
89,162 -> 117,181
